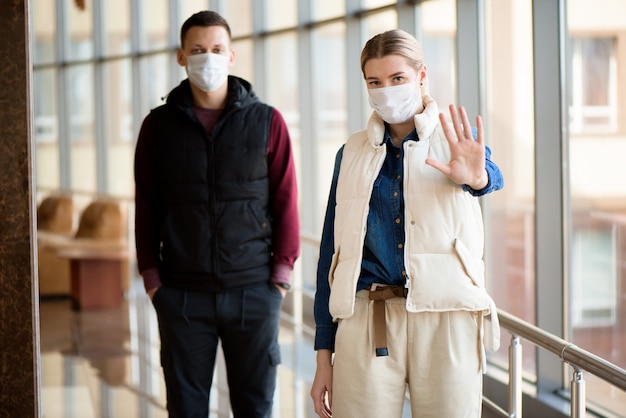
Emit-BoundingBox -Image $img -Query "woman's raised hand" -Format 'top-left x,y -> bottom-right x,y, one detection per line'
425,104 -> 488,190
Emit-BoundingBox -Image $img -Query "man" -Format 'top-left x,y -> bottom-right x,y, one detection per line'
134,10 -> 300,418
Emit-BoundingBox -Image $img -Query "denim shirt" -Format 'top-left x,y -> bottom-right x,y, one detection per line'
313,126 -> 504,351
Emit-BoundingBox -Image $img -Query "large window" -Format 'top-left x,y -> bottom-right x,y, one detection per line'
264,31 -> 300,218
485,0 -> 537,381
568,1 -> 626,414
311,22 -> 348,244
31,1 -> 626,416
32,0 -> 58,192
483,0 -> 626,415
68,64 -> 96,192
33,69 -> 60,191
104,59 -> 134,196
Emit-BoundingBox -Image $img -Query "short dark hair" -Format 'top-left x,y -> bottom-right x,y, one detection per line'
180,11 -> 232,47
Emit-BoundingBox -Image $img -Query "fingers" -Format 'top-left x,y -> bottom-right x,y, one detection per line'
475,114 -> 484,146
425,157 -> 451,177
450,104 -> 475,140
459,106 -> 473,140
448,104 -> 464,142
439,112 -> 455,143
311,386 -> 332,417
326,390 -> 332,417
313,393 -> 332,417
323,394 -> 332,417
321,390 -> 332,417
444,104 -> 481,144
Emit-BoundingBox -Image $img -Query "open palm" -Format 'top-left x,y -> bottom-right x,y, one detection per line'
425,104 -> 487,190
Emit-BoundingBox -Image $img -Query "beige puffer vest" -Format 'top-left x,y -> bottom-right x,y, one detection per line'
329,98 -> 499,351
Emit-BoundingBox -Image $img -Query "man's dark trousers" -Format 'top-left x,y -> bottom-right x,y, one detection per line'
153,281 -> 283,418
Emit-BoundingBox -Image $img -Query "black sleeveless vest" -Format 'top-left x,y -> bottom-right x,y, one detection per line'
150,78 -> 273,291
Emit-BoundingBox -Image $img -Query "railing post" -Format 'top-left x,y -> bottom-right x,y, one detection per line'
571,369 -> 586,418
509,335 -> 522,417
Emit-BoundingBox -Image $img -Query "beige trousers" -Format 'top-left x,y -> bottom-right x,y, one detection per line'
332,289 -> 483,418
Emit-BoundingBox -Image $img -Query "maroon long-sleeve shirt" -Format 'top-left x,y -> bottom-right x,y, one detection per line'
134,106 -> 300,292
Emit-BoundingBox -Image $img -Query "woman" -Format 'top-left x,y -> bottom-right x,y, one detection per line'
310,29 -> 504,418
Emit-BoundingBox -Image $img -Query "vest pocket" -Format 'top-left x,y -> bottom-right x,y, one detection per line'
406,251 -> 486,311
453,237 -> 485,288
329,251 -> 363,319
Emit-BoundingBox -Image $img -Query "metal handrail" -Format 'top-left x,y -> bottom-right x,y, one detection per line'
489,309 -> 626,418
497,310 -> 626,391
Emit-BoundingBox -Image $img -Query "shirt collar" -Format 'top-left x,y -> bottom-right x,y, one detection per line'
383,124 -> 419,147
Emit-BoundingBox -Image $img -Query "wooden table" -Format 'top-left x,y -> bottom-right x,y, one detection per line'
57,247 -> 130,310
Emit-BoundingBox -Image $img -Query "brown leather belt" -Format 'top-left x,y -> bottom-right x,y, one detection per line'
366,284 -> 408,357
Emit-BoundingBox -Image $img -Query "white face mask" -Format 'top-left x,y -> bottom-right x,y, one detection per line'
368,82 -> 424,124
186,52 -> 229,92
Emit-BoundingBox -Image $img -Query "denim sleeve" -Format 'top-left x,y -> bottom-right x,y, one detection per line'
313,146 -> 343,351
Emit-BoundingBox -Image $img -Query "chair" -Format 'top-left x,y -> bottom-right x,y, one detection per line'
37,195 -> 75,234
37,197 -> 131,298
71,200 -> 131,299
37,195 -> 75,296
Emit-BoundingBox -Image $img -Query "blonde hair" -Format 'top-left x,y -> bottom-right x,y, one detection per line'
360,29 -> 424,76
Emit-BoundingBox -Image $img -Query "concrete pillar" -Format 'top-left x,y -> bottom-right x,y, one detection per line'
0,0 -> 41,417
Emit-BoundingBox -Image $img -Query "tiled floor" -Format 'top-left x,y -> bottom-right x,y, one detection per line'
39,278 -> 320,418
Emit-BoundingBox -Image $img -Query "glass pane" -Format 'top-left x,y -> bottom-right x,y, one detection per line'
68,64 -> 96,193
103,0 -> 130,56
311,22 -> 348,290
421,0 -> 457,112
34,69 -> 59,191
264,33 -> 298,116
571,228 -> 617,327
313,0 -> 345,20
362,9 -> 397,41
145,54 -> 171,109
421,36 -> 455,107
104,60 -> 133,196
265,0 -> 297,31
142,0 -> 168,51
178,0 -> 210,30
66,0 -> 94,60
363,0 -> 396,8
32,0 -> 56,65
567,0 -> 626,414
231,39 -> 255,86
223,0 -> 253,38
263,33 -> 298,195
484,0 -> 537,375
